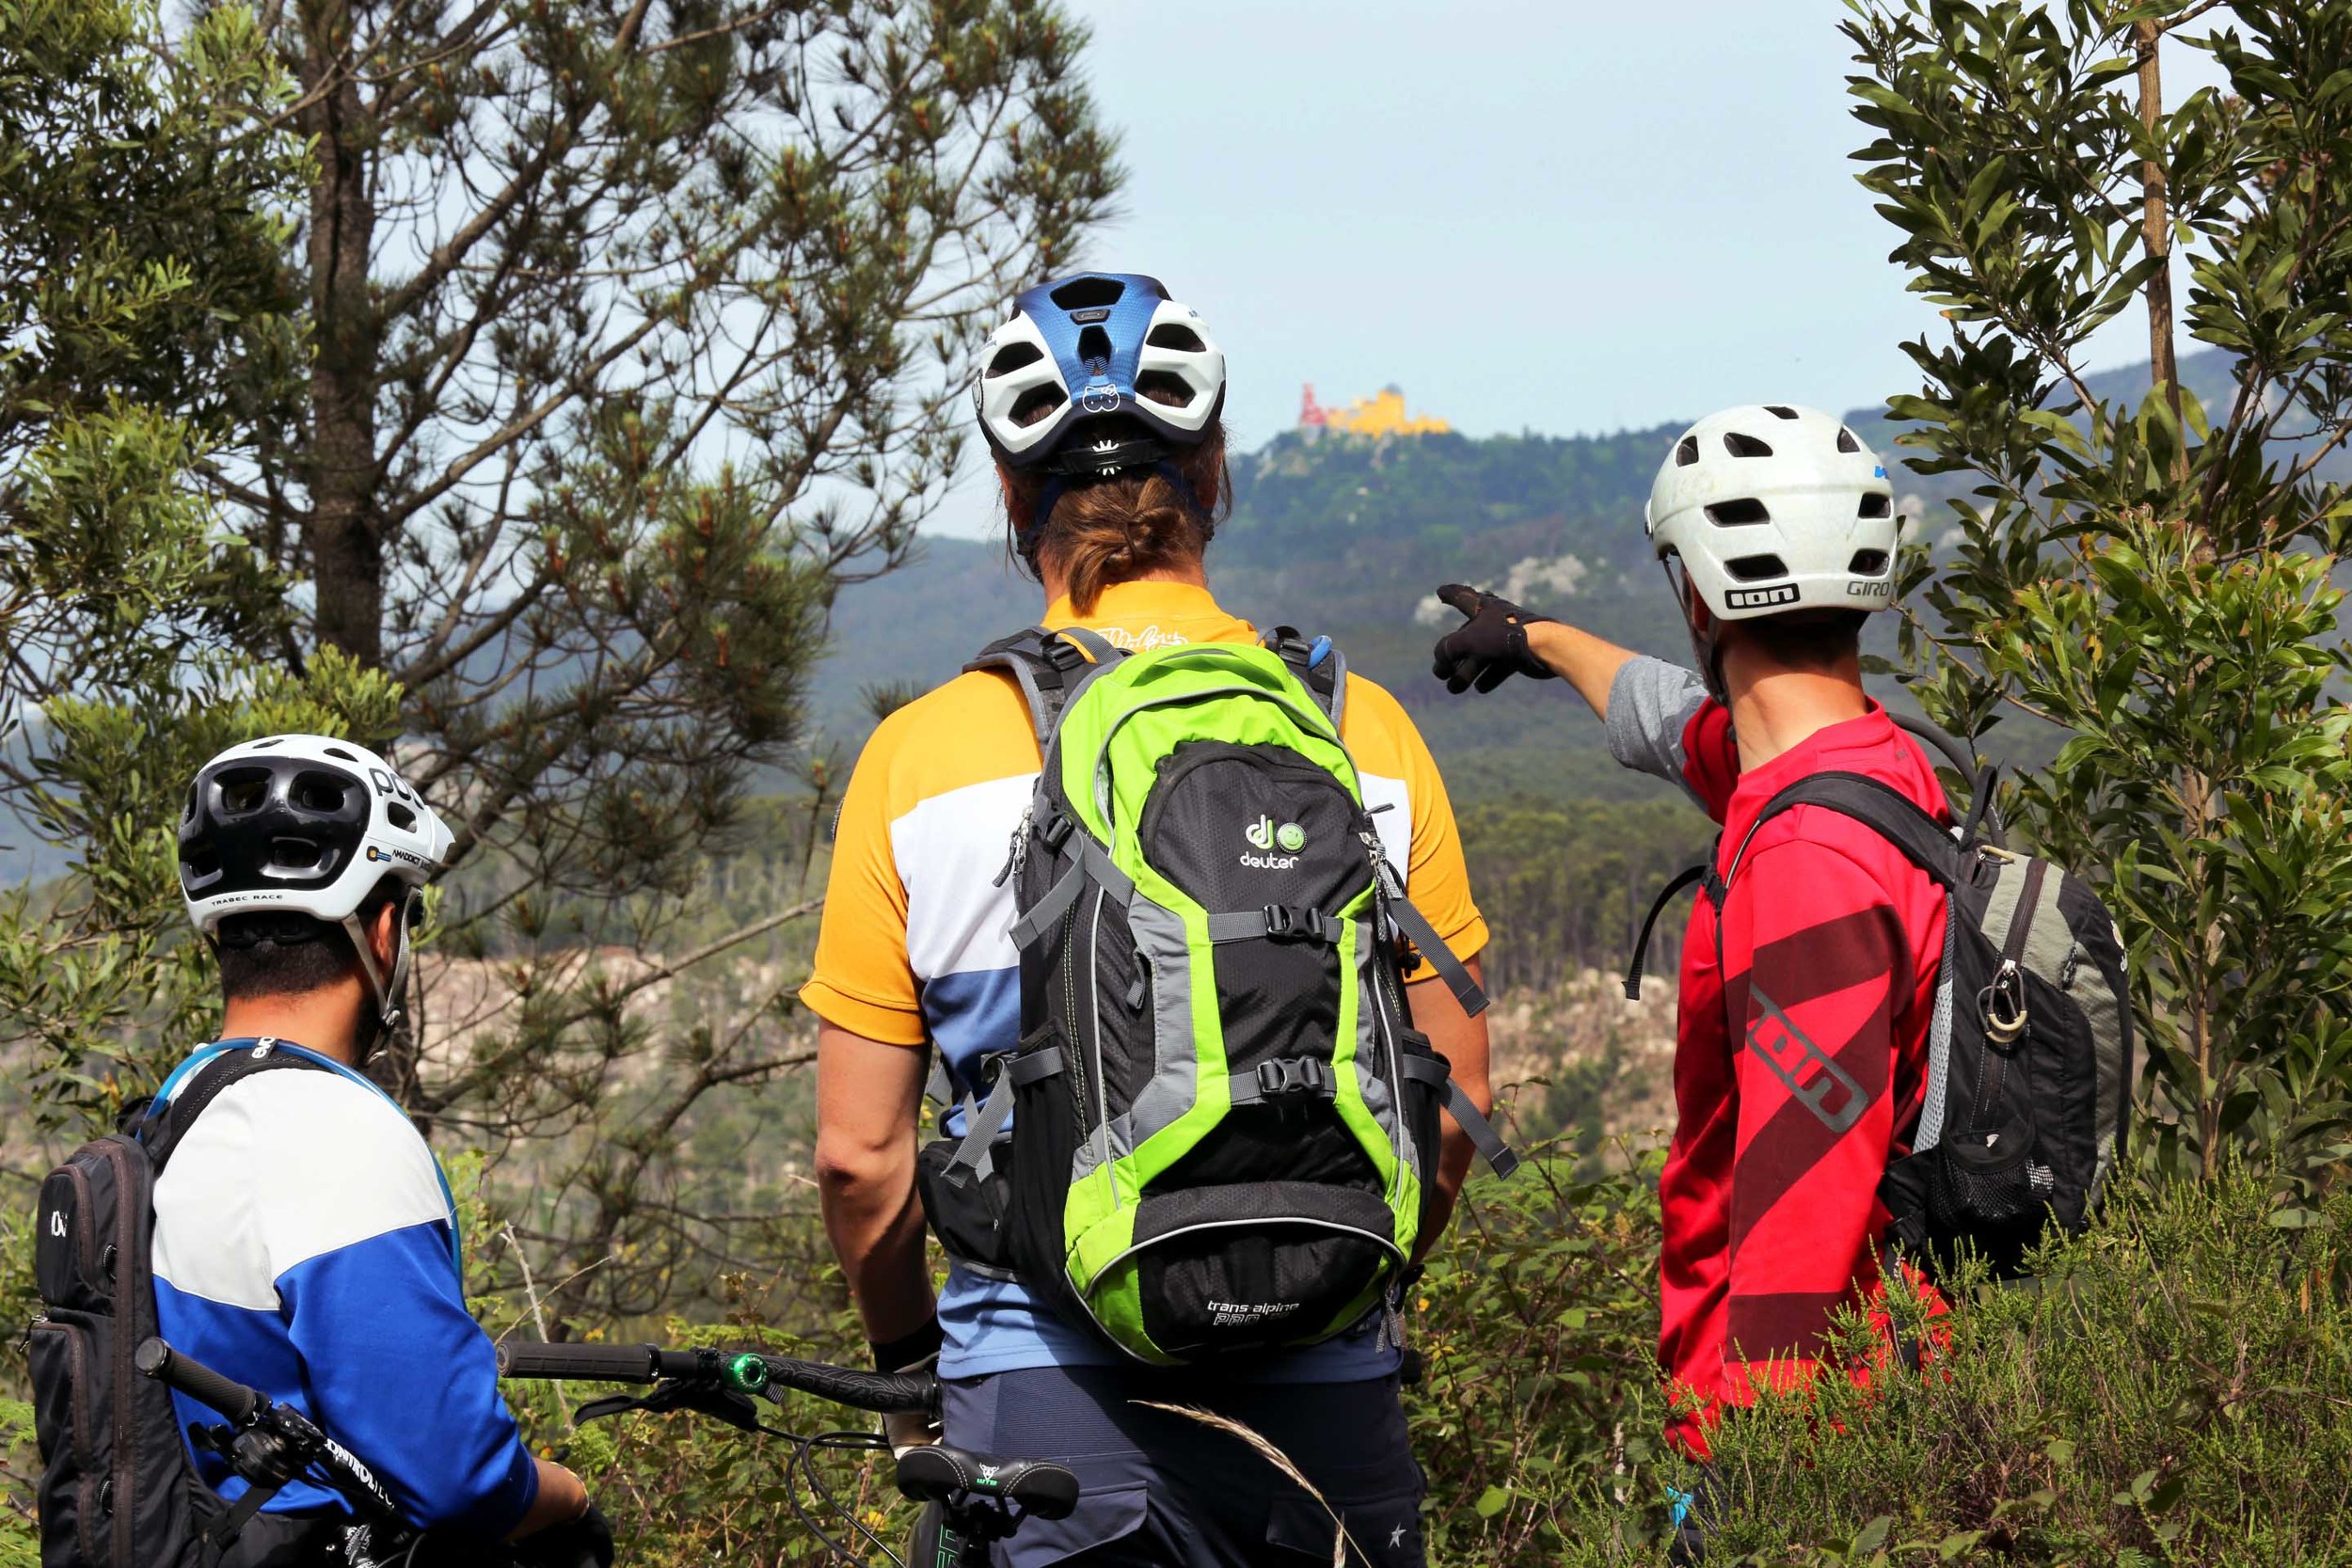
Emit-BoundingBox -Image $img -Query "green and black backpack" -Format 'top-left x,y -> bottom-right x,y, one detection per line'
917,626 -> 1514,1366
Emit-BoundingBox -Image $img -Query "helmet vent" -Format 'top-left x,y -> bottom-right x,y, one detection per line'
1675,436 -> 1699,467
1858,492 -> 1891,519
216,768 -> 271,816
1836,426 -> 1861,453
181,847 -> 220,882
1764,404 -> 1799,420
1009,384 -> 1066,428
291,772 -> 350,815
1850,549 -> 1890,577
1049,276 -> 1125,310
1725,553 -> 1789,582
986,340 -> 1043,377
385,800 -> 419,832
1075,325 -> 1113,367
1723,432 -> 1774,458
1146,323 -> 1206,353
322,746 -> 357,762
1704,498 -> 1772,527
268,837 -> 326,872
1135,370 -> 1193,408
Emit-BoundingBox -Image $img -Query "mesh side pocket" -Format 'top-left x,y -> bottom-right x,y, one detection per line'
1923,1129 -> 2050,1273
1926,1131 -> 2037,1227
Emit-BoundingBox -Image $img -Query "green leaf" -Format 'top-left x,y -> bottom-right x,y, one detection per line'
1474,1485 -> 1510,1519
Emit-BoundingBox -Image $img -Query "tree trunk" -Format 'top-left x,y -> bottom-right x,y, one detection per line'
295,0 -> 384,668
2136,19 -> 2187,479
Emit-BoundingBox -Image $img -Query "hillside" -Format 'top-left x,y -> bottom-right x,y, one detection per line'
811,345 -> 2343,802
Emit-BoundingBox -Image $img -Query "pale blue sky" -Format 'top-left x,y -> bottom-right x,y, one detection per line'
927,1 -> 2211,536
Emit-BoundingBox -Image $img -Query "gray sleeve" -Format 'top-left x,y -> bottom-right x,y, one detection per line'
1604,656 -> 1710,798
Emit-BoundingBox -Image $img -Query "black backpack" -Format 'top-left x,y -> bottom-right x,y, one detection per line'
29,1043 -> 343,1568
1629,768 -> 2134,1276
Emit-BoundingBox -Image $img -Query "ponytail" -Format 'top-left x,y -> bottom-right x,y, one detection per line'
1002,424 -> 1231,613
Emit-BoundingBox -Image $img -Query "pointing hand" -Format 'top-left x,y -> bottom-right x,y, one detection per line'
1428,585 -> 1559,695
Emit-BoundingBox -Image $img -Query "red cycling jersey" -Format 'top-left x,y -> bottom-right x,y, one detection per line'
1605,657 -> 1949,1458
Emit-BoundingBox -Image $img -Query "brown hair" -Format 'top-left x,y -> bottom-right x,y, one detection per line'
1001,420 -> 1232,613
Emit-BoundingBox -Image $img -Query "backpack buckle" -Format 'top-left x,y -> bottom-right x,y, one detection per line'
1254,1057 -> 1330,1100
1041,635 -> 1089,673
1039,813 -> 1074,852
1262,905 -> 1332,945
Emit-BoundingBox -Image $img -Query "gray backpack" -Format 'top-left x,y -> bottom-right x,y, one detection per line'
1632,768 -> 2133,1275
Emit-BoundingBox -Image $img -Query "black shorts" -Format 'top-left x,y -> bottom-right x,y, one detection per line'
942,1365 -> 1425,1567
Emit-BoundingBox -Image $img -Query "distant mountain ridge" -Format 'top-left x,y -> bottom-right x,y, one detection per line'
814,349 -> 2218,784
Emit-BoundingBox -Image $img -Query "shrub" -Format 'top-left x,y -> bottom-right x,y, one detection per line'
1538,1168 -> 2352,1567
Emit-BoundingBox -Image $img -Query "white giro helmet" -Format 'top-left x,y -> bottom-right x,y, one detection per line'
1645,404 -> 1901,620
178,734 -> 454,1027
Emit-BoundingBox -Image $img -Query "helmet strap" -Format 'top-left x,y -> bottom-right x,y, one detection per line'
1662,559 -> 1731,705
339,887 -> 420,1054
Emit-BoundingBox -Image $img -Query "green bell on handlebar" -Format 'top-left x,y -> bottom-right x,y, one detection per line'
722,1353 -> 770,1395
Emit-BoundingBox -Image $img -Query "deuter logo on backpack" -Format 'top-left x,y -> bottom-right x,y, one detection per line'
1240,813 -> 1307,869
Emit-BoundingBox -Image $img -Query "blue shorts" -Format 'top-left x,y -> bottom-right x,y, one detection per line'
942,1364 -> 1425,1567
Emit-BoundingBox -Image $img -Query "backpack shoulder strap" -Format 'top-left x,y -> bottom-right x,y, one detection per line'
1720,770 -> 1966,895
140,1041 -> 343,1174
964,626 -> 1124,748
1260,625 -> 1346,730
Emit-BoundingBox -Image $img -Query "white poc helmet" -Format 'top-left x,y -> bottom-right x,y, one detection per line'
178,734 -> 454,1028
1645,404 -> 1901,620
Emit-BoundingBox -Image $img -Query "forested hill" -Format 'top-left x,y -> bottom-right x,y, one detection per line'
812,421 -> 1692,803
811,345 -> 2290,802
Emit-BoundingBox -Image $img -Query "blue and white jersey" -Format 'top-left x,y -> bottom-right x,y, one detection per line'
150,1039 -> 538,1536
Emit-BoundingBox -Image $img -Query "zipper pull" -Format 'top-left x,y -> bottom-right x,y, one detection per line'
993,807 -> 1034,888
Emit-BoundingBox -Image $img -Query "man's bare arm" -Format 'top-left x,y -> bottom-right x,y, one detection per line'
1524,621 -> 1637,721
814,1022 -> 935,1343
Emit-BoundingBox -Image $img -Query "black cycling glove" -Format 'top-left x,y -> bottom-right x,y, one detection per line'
1428,584 -> 1559,694
514,1501 -> 615,1568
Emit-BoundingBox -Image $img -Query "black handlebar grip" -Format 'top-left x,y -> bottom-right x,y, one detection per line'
759,1356 -> 937,1416
496,1341 -> 662,1383
135,1338 -> 260,1426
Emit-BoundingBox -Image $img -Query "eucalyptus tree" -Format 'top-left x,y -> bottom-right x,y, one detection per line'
1849,0 -> 2352,1182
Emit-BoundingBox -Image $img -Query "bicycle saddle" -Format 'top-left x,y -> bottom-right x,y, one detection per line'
895,1445 -> 1081,1520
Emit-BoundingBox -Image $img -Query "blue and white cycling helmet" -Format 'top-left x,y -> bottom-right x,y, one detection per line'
973,272 -> 1227,480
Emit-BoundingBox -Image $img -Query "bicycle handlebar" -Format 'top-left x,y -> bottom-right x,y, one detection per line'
763,1356 -> 934,1416
496,1340 -> 937,1416
135,1338 -> 260,1425
496,1340 -> 705,1382
135,1338 -> 407,1530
